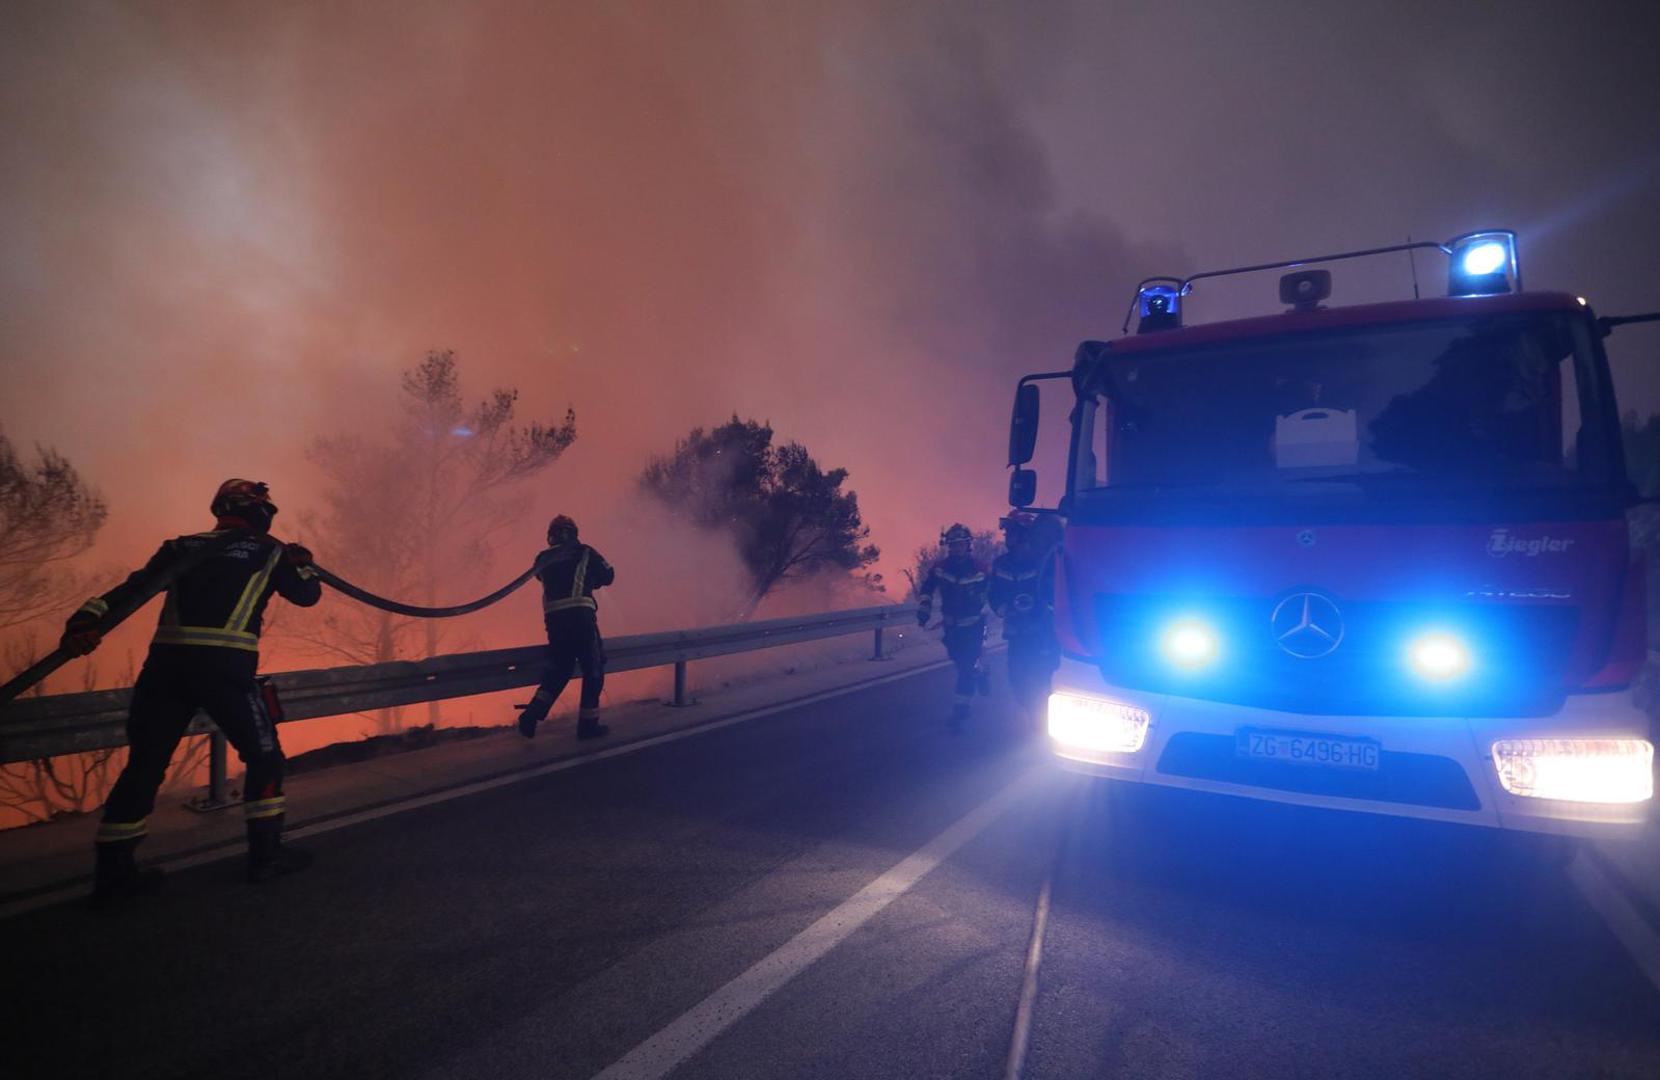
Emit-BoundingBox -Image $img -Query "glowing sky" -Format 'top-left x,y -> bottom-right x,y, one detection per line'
4,0 -> 1659,606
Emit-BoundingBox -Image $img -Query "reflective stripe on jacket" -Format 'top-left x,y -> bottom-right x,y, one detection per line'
916,556 -> 988,623
85,530 -> 321,652
538,544 -> 615,615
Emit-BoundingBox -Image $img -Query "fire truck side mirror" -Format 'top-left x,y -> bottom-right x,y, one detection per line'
1009,467 -> 1037,508
1010,384 -> 1040,466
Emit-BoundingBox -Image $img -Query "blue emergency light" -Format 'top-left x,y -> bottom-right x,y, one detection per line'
1446,230 -> 1519,297
1135,280 -> 1183,333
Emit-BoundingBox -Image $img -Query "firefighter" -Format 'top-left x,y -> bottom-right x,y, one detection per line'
518,515 -> 615,740
60,479 -> 321,903
916,523 -> 989,731
989,512 -> 1062,727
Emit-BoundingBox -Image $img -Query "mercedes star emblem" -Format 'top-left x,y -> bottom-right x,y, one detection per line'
1270,592 -> 1344,659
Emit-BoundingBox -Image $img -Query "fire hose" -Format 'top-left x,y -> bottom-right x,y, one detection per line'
0,550 -> 552,707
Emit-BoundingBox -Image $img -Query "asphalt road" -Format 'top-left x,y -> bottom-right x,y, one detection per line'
4,665 -> 1659,1079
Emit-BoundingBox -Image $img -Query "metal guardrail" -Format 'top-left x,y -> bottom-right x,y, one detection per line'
0,603 -> 922,777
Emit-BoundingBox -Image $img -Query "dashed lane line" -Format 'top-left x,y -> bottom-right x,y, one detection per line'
1003,870 -> 1053,1080
1569,847 -> 1660,993
590,766 -> 1046,1080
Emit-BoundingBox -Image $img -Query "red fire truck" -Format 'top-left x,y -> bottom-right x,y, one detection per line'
1008,231 -> 1658,836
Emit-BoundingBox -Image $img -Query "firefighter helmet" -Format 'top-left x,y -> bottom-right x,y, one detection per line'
547,514 -> 579,545
941,523 -> 973,548
1000,511 -> 1037,538
210,479 -> 277,530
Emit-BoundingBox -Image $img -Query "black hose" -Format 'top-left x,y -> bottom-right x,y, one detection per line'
310,559 -> 548,618
0,554 -> 550,707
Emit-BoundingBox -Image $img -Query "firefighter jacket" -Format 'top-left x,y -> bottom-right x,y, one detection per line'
917,555 -> 988,627
537,544 -> 615,616
76,530 -> 320,653
989,550 -> 1056,641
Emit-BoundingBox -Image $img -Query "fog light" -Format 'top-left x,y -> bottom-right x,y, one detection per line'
1491,738 -> 1654,803
1048,691 -> 1150,754
1160,620 -> 1219,670
1408,633 -> 1470,681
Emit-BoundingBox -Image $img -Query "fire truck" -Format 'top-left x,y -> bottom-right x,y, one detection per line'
1007,231 -> 1659,836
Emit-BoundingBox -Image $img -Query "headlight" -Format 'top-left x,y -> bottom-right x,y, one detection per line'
1160,619 -> 1219,670
1491,738 -> 1654,803
1048,691 -> 1151,754
1407,632 -> 1471,681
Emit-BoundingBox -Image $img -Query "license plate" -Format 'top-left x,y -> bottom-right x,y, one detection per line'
1236,728 -> 1380,771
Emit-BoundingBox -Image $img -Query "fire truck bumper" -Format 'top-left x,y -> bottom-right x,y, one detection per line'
1046,656 -> 1654,838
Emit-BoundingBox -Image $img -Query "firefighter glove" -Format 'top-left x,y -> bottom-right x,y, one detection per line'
61,612 -> 103,656
284,543 -> 314,568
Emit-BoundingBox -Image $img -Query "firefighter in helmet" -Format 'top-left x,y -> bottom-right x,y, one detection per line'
915,523 -> 990,730
60,479 -> 321,903
989,511 -> 1062,726
518,514 -> 615,740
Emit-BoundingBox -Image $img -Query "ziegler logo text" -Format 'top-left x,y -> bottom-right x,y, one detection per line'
1487,529 -> 1575,557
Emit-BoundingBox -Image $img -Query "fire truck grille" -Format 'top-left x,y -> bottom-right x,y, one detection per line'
1090,593 -> 1582,718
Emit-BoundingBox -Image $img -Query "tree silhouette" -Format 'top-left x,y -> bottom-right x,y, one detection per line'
0,428 -> 107,632
294,350 -> 576,731
639,417 -> 879,614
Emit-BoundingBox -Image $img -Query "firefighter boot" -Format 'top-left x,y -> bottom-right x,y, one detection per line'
518,690 -> 554,739
247,815 -> 314,884
576,707 -> 609,740
91,837 -> 165,908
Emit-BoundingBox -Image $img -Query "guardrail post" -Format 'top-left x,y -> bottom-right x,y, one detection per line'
185,729 -> 234,813
871,626 -> 887,661
670,659 -> 692,707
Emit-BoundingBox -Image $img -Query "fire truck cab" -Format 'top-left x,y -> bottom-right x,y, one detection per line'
1010,232 -> 1657,836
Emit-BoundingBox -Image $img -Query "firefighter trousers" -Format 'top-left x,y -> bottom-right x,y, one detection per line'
943,622 -> 985,709
1007,634 -> 1060,721
522,611 -> 606,727
99,645 -> 286,846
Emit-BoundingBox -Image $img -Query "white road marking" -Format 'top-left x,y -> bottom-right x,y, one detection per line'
1569,848 -> 1660,993
1003,870 -> 1053,1080
591,768 -> 1044,1080
0,658 -> 954,921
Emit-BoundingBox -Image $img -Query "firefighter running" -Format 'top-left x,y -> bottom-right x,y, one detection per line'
60,479 -> 322,903
518,515 -> 615,740
916,523 -> 990,731
989,512 -> 1062,726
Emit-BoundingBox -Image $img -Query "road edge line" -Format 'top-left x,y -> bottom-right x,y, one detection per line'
0,656 -> 958,921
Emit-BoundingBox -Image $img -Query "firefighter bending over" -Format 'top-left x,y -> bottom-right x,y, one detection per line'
518,515 -> 615,740
61,479 -> 321,903
916,523 -> 989,731
990,512 -> 1062,726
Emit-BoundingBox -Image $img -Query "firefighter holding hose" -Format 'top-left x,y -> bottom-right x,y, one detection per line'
60,479 -> 321,903
517,514 -> 615,740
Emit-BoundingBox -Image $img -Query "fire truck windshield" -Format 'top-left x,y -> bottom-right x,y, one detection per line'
1069,312 -> 1622,522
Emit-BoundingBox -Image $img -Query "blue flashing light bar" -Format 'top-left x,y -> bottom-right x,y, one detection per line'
1136,279 -> 1183,333
1446,230 -> 1520,297
1407,631 -> 1472,681
1159,618 -> 1219,670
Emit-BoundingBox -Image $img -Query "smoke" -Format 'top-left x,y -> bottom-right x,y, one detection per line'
4,0 -> 1660,684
